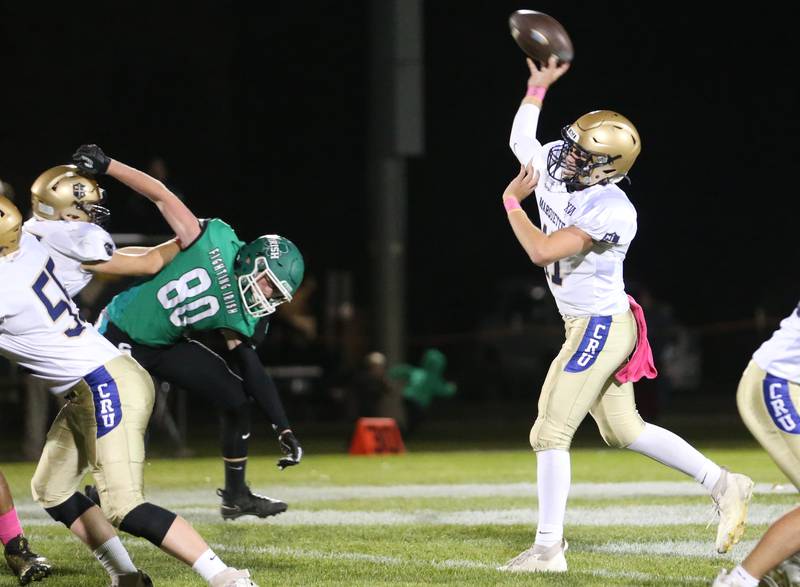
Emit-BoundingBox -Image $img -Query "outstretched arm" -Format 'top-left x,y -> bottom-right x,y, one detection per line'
82,238 -> 181,276
503,163 -> 591,266
73,145 -> 201,246
510,56 -> 571,166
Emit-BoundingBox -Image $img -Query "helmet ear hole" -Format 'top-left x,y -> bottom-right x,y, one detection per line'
550,110 -> 640,189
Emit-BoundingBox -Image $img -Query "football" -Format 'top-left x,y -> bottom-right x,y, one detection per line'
508,10 -> 574,65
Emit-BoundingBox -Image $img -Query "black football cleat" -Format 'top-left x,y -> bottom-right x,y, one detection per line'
216,487 -> 287,520
111,569 -> 153,587
4,535 -> 52,585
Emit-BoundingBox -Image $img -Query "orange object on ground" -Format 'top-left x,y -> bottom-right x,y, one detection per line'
348,417 -> 406,455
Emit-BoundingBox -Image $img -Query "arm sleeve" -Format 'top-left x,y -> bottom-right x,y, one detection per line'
572,199 -> 637,245
229,343 -> 290,432
509,104 -> 545,166
247,317 -> 271,347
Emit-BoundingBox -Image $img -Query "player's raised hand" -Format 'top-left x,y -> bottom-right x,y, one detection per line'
503,162 -> 539,203
73,144 -> 111,175
277,429 -> 303,470
526,55 -> 570,89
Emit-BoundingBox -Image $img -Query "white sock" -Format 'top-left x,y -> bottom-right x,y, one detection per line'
93,536 -> 137,578
192,548 -> 228,582
626,423 -> 722,491
534,449 -> 570,547
696,459 -> 723,493
730,565 -> 759,587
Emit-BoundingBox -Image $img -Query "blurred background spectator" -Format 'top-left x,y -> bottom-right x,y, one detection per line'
347,352 -> 395,420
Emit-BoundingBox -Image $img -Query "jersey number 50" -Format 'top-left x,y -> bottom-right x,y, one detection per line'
32,258 -> 85,337
156,268 -> 220,327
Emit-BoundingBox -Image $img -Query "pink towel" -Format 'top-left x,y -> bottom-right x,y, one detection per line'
615,294 -> 658,383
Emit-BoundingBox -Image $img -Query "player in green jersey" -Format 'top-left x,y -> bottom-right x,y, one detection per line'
73,145 -> 304,520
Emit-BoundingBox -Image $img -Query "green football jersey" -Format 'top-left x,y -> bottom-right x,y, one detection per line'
103,219 -> 259,346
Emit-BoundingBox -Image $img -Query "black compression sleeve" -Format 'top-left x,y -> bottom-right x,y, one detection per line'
230,344 -> 290,431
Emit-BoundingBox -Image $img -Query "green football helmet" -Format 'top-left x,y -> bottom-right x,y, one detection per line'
234,234 -> 305,317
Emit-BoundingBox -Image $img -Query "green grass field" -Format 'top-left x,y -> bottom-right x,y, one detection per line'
0,446 -> 793,586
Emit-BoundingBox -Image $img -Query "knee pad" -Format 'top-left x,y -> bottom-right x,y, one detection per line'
120,503 -> 177,547
44,492 -> 95,528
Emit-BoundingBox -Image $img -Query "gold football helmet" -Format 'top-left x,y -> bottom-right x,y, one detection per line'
546,110 -> 641,191
30,165 -> 109,224
0,195 -> 22,256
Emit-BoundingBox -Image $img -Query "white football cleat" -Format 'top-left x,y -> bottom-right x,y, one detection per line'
498,539 -> 568,573
711,468 -> 754,554
209,567 -> 259,587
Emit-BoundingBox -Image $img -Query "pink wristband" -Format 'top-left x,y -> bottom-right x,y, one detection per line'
503,197 -> 522,212
526,85 -> 547,100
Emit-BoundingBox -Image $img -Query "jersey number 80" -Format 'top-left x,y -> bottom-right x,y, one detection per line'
156,268 -> 220,327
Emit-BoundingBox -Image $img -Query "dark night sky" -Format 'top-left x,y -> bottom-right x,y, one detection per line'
2,2 -> 800,341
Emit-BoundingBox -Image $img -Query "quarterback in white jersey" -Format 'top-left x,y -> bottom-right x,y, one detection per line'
510,125 -> 637,318
498,57 -> 753,574
713,306 -> 800,586
0,195 -> 258,587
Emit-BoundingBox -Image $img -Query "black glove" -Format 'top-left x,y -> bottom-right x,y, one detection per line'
73,144 -> 111,175
277,429 -> 303,470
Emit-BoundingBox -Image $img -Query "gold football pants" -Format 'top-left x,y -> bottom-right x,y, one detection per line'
738,359 -> 800,489
31,354 -> 155,526
530,310 -> 646,451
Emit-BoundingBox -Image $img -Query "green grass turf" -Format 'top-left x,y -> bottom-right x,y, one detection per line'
0,447 -> 792,586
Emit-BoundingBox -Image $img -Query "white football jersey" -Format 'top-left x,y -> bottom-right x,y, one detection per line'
0,233 -> 120,387
509,104 -> 635,317
23,217 -> 115,298
753,304 -> 800,383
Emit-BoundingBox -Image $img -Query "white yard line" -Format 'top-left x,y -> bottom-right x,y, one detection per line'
155,481 -> 795,502
589,538 -> 760,559
16,503 -> 792,528
15,480 -> 793,510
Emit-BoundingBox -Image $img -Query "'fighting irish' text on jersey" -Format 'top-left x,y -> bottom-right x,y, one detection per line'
0,233 -> 120,386
509,103 -> 636,317
101,219 -> 259,346
753,302 -> 800,383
